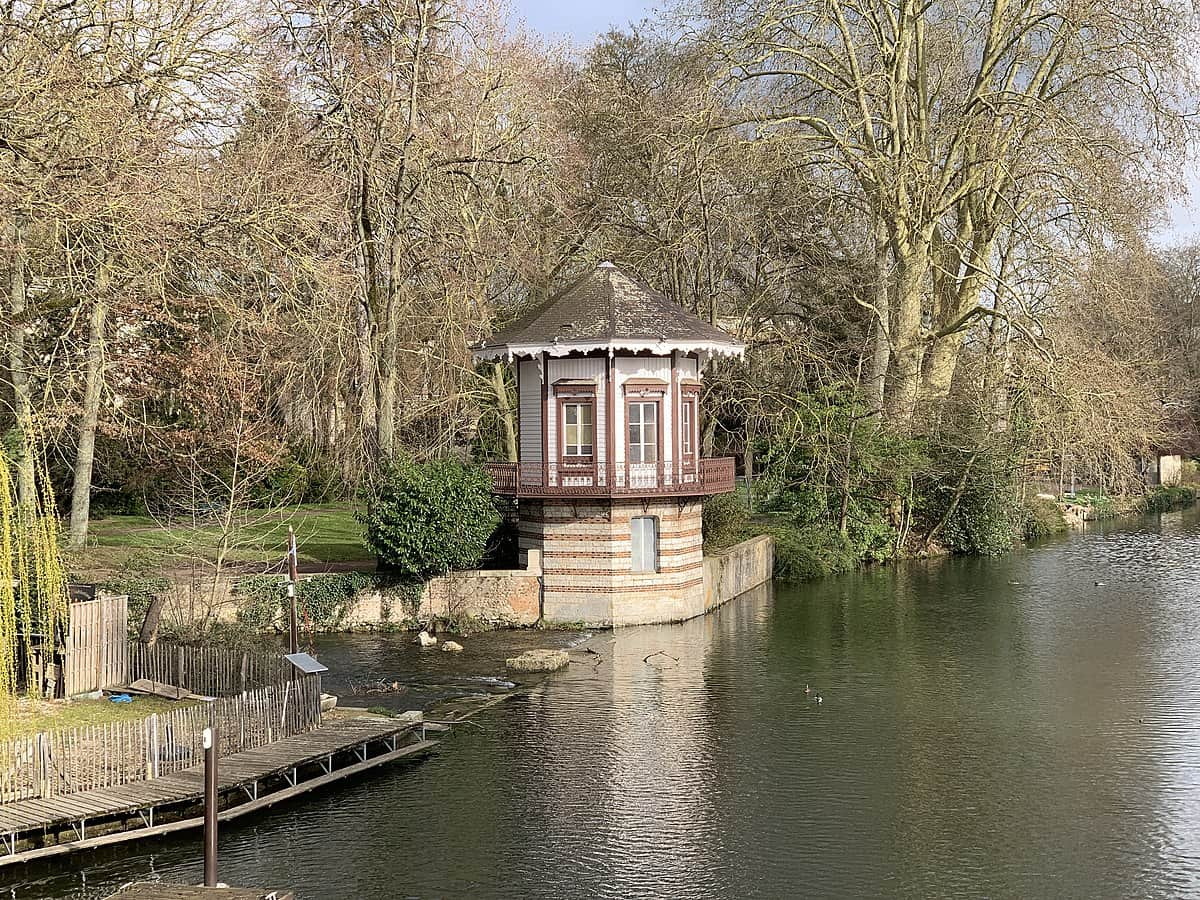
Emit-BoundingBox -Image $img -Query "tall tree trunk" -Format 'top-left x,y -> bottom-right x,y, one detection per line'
923,260 -> 991,402
7,219 -> 35,506
922,331 -> 963,402
867,219 -> 891,415
68,274 -> 108,549
924,218 -> 997,402
885,227 -> 931,429
744,422 -> 755,513
376,296 -> 399,459
354,292 -> 378,465
491,363 -> 518,462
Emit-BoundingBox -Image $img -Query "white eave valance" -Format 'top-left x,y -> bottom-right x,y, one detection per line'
472,338 -> 745,363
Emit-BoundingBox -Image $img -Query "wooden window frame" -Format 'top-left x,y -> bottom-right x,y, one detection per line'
624,396 -> 663,465
559,399 -> 595,467
554,382 -> 597,469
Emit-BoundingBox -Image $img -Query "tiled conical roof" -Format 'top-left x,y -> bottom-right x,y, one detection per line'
473,262 -> 743,360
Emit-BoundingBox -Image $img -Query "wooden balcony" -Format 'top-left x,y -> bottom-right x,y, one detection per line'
483,457 -> 736,499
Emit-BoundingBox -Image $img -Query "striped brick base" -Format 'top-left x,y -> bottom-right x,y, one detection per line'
519,498 -> 705,626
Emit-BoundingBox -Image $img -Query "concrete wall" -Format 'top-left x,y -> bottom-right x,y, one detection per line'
702,535 -> 774,613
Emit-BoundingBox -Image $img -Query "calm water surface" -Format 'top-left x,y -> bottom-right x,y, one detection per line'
9,507 -> 1200,899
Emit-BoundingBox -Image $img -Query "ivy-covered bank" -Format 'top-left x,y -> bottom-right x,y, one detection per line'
233,573 -> 426,632
703,485 -> 1198,584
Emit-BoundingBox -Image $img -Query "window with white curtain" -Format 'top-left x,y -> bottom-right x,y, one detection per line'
562,401 -> 594,458
627,401 -> 658,463
630,516 -> 659,573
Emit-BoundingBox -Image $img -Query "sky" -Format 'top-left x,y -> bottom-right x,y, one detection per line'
511,0 -> 653,42
511,0 -> 1199,246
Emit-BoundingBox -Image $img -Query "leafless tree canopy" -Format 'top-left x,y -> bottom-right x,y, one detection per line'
1,0 -> 1197,546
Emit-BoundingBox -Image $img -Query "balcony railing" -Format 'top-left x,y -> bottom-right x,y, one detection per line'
483,457 -> 736,499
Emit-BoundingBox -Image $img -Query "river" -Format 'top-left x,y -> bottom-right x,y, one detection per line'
8,506 -> 1200,899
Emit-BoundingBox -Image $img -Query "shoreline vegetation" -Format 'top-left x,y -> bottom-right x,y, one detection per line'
702,483 -> 1199,584
70,482 -> 1198,643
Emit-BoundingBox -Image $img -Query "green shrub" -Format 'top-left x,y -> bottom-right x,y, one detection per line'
842,499 -> 899,563
703,493 -> 750,552
939,488 -> 1015,555
766,521 -> 857,582
915,446 -> 1018,556
358,459 -> 500,578
1021,497 -> 1067,540
254,457 -> 312,505
1072,492 -> 1117,519
249,453 -> 346,506
1142,485 -> 1197,513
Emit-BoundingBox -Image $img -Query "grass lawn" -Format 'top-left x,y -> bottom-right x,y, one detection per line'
0,694 -> 198,739
72,503 -> 372,578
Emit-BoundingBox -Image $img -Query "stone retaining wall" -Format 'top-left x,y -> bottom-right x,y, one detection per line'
343,558 -> 542,630
230,535 -> 773,632
702,535 -> 774,612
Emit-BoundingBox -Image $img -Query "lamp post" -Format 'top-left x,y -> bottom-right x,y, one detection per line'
203,726 -> 218,887
287,526 -> 300,655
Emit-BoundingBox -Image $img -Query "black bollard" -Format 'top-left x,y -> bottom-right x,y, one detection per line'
203,727 -> 218,886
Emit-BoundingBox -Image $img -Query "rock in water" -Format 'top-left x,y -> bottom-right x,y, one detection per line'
505,649 -> 569,673
416,631 -> 437,647
442,640 -> 464,652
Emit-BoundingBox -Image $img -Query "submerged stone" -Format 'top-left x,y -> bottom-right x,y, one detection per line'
505,649 -> 569,673
441,640 -> 464,652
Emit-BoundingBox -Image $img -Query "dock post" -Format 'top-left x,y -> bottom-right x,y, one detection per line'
203,727 -> 217,886
287,527 -> 300,655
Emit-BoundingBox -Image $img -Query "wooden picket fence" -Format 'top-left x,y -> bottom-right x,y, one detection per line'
128,642 -> 294,697
64,595 -> 130,697
0,674 -> 322,801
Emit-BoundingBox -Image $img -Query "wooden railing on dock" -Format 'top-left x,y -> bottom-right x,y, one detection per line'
0,675 -> 321,801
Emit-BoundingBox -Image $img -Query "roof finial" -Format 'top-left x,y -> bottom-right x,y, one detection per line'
597,260 -> 616,268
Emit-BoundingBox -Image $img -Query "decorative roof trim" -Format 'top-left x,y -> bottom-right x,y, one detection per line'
473,338 -> 744,363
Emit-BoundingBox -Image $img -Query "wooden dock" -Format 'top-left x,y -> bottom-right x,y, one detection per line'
0,714 -> 437,867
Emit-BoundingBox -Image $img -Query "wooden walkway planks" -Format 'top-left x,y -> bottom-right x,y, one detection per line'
6,739 -> 438,867
0,715 -> 432,861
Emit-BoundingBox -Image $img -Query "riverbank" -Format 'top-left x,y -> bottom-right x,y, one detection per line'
75,486 -> 1193,642
87,535 -> 773,639
709,484 -> 1199,587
